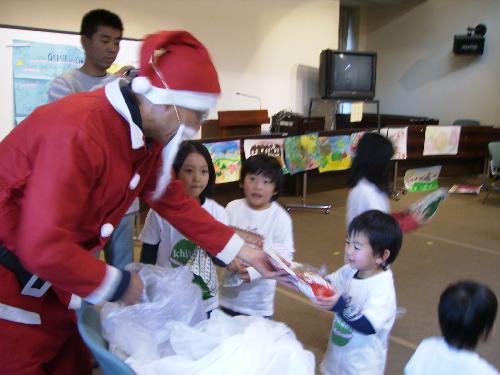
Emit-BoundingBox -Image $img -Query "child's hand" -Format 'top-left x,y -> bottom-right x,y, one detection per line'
227,258 -> 242,273
276,275 -> 298,290
312,291 -> 341,311
238,268 -> 251,283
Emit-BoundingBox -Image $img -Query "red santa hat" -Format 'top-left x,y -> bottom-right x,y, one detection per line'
132,30 -> 220,112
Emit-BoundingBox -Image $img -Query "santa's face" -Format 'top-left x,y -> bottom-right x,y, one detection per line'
140,100 -> 203,144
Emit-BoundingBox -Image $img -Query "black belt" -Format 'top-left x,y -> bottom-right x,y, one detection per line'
0,246 -> 51,297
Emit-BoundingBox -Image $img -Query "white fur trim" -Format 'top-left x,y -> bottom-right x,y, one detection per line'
216,233 -> 244,264
140,85 -> 218,112
68,294 -> 82,310
0,303 -> 41,325
131,76 -> 151,94
246,267 -> 262,281
84,266 -> 122,304
105,78 -> 145,150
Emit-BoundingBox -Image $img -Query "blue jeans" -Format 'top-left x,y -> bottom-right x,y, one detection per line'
98,212 -> 135,269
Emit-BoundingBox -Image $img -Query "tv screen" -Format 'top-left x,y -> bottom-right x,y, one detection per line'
319,50 -> 377,100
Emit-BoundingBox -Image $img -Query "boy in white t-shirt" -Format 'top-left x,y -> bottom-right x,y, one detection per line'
313,210 -> 403,375
405,280 -> 498,375
219,154 -> 294,318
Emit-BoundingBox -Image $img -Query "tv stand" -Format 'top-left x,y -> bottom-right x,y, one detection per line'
308,98 -> 380,132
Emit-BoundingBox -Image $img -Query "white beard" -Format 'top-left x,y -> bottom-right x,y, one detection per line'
152,124 -> 198,200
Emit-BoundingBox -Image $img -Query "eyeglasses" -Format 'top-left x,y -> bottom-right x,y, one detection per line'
151,52 -> 208,127
151,54 -> 182,126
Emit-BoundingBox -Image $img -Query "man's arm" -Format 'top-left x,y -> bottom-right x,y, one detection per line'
48,75 -> 73,102
142,174 -> 280,278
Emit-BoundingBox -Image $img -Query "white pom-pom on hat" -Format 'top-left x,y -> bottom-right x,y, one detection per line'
131,76 -> 152,95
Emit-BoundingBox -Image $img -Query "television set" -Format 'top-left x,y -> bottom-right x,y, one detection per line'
319,50 -> 377,100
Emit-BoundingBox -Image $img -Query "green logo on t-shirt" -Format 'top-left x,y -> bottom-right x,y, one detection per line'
170,239 -> 196,267
171,239 -> 212,300
331,315 -> 353,346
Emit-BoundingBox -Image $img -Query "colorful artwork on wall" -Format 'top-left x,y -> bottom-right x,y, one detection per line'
349,131 -> 366,157
284,133 -> 321,174
203,140 -> 241,184
381,127 -> 408,160
404,165 -> 442,192
423,126 -> 461,155
243,138 -> 288,173
318,135 -> 352,172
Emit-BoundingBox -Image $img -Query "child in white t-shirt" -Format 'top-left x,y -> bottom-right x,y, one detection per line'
312,210 -> 403,375
219,154 -> 294,318
405,280 -> 498,375
140,141 -> 227,315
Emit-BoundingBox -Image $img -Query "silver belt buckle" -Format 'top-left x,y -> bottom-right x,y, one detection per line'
21,275 -> 52,297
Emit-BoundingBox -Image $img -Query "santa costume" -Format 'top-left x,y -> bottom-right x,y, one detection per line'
0,30 -> 243,374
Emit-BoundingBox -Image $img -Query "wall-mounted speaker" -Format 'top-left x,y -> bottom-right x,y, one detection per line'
453,24 -> 486,55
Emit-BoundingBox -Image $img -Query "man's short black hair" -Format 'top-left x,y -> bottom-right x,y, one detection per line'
80,9 -> 123,38
348,210 -> 402,266
240,154 -> 283,201
439,280 -> 497,350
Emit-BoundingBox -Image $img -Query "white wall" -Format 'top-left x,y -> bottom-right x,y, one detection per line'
358,0 -> 500,126
0,0 -> 339,122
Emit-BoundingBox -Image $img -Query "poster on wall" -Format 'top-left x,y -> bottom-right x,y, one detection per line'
349,131 -> 366,157
423,126 -> 461,156
203,140 -> 241,184
243,138 -> 288,173
284,133 -> 321,174
318,135 -> 352,173
12,40 -> 84,124
381,127 -> 408,160
404,165 -> 442,192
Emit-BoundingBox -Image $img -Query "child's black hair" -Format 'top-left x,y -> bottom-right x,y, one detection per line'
348,132 -> 394,195
80,9 -> 123,38
173,141 -> 215,204
348,210 -> 402,267
240,154 -> 283,201
438,280 -> 498,350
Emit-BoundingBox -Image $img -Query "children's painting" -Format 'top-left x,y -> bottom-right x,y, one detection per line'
284,133 -> 321,174
243,138 -> 288,174
404,165 -> 442,192
203,140 -> 241,184
423,126 -> 461,156
381,127 -> 408,160
349,131 -> 366,157
318,135 -> 352,172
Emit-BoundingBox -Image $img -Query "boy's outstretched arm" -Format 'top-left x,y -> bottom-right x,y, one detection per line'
314,294 -> 376,335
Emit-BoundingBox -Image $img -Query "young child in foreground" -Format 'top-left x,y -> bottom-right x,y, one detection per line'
313,210 -> 403,375
140,141 -> 227,315
405,280 -> 498,375
218,154 -> 294,318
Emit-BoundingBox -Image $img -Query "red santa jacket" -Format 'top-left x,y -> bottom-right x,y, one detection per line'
0,85 -> 242,308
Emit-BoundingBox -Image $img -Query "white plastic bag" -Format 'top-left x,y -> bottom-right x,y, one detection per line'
101,263 -> 206,360
126,310 -> 315,375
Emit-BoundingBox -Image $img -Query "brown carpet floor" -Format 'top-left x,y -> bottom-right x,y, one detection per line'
272,180 -> 500,374
114,177 -> 499,374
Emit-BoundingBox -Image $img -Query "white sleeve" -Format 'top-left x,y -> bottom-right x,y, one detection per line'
269,209 -> 295,261
139,209 -> 163,245
325,266 -> 346,291
209,200 -> 229,225
361,275 -> 396,332
224,200 -> 238,226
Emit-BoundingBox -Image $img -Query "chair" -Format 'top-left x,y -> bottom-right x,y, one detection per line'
77,303 -> 136,375
452,119 -> 480,126
483,141 -> 500,204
